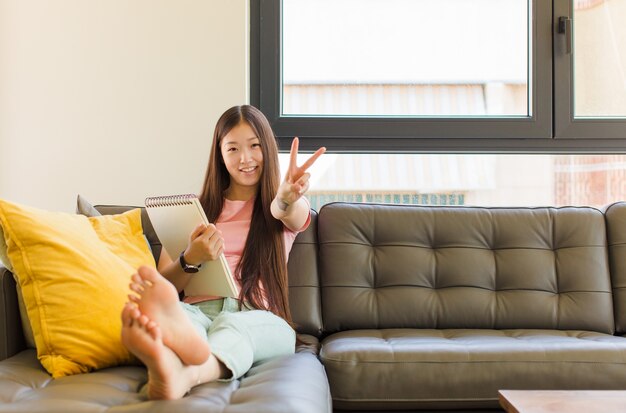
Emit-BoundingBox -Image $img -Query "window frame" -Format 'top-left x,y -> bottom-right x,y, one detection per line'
553,0 -> 626,139
251,0 -> 626,153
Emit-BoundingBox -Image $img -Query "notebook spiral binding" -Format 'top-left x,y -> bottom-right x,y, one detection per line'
145,194 -> 198,207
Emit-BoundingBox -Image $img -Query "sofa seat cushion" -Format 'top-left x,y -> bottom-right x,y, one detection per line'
321,328 -> 626,411
0,349 -> 331,413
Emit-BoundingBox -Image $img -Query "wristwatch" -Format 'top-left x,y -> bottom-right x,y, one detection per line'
179,251 -> 201,273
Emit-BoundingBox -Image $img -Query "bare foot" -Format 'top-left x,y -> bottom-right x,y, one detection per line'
127,265 -> 211,365
120,303 -> 196,400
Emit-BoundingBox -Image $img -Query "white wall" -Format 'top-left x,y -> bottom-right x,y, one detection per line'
0,0 -> 248,212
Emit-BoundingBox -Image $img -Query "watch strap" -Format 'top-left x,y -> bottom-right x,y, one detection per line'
179,251 -> 201,273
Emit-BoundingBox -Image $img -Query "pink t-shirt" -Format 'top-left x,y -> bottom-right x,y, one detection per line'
184,197 -> 311,304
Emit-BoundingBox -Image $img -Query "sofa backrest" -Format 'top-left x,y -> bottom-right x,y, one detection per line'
604,202 -> 626,335
287,211 -> 324,336
317,202 -> 615,335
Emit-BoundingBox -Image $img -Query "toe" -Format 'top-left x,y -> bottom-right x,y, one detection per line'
148,323 -> 163,341
138,314 -> 151,327
137,265 -> 161,284
130,283 -> 144,294
121,303 -> 135,325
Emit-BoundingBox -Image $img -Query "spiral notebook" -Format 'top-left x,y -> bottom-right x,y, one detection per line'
144,194 -> 239,298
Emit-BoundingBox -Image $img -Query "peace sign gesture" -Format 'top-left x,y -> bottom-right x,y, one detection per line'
276,137 -> 326,210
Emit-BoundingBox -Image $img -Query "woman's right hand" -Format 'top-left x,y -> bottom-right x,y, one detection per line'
182,223 -> 224,266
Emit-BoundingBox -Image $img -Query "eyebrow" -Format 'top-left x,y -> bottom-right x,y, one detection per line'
223,136 -> 260,146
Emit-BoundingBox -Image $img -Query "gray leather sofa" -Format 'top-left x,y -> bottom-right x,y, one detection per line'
3,201 -> 626,412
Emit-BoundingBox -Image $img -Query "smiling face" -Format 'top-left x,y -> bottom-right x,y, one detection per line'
220,121 -> 264,199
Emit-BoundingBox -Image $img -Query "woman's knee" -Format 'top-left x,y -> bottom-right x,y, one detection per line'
208,310 -> 295,365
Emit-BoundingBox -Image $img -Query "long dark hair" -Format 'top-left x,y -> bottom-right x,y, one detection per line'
198,105 -> 292,323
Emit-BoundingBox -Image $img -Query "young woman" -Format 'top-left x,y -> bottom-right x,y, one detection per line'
121,105 -> 325,400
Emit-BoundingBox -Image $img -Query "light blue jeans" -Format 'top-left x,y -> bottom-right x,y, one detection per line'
181,297 -> 296,380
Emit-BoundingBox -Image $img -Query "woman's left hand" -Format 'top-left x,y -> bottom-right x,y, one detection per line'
276,137 -> 326,209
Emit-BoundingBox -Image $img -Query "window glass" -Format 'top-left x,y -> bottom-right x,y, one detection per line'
282,0 -> 530,117
574,0 -> 626,118
280,153 -> 626,209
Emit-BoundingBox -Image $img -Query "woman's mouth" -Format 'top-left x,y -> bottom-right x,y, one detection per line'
239,166 -> 258,174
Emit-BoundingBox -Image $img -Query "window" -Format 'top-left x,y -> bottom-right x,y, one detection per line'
554,0 -> 626,138
252,0 -> 626,151
254,1 -> 626,208
282,1 -> 530,118
277,152 -> 626,209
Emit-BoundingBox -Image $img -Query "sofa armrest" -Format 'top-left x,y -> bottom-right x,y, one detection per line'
0,265 -> 25,361
296,333 -> 320,355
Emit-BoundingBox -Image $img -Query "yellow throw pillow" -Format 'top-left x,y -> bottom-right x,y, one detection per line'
0,223 -> 11,271
0,199 -> 156,378
1,220 -> 37,349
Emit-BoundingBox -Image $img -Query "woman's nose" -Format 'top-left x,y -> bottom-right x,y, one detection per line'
240,148 -> 252,163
